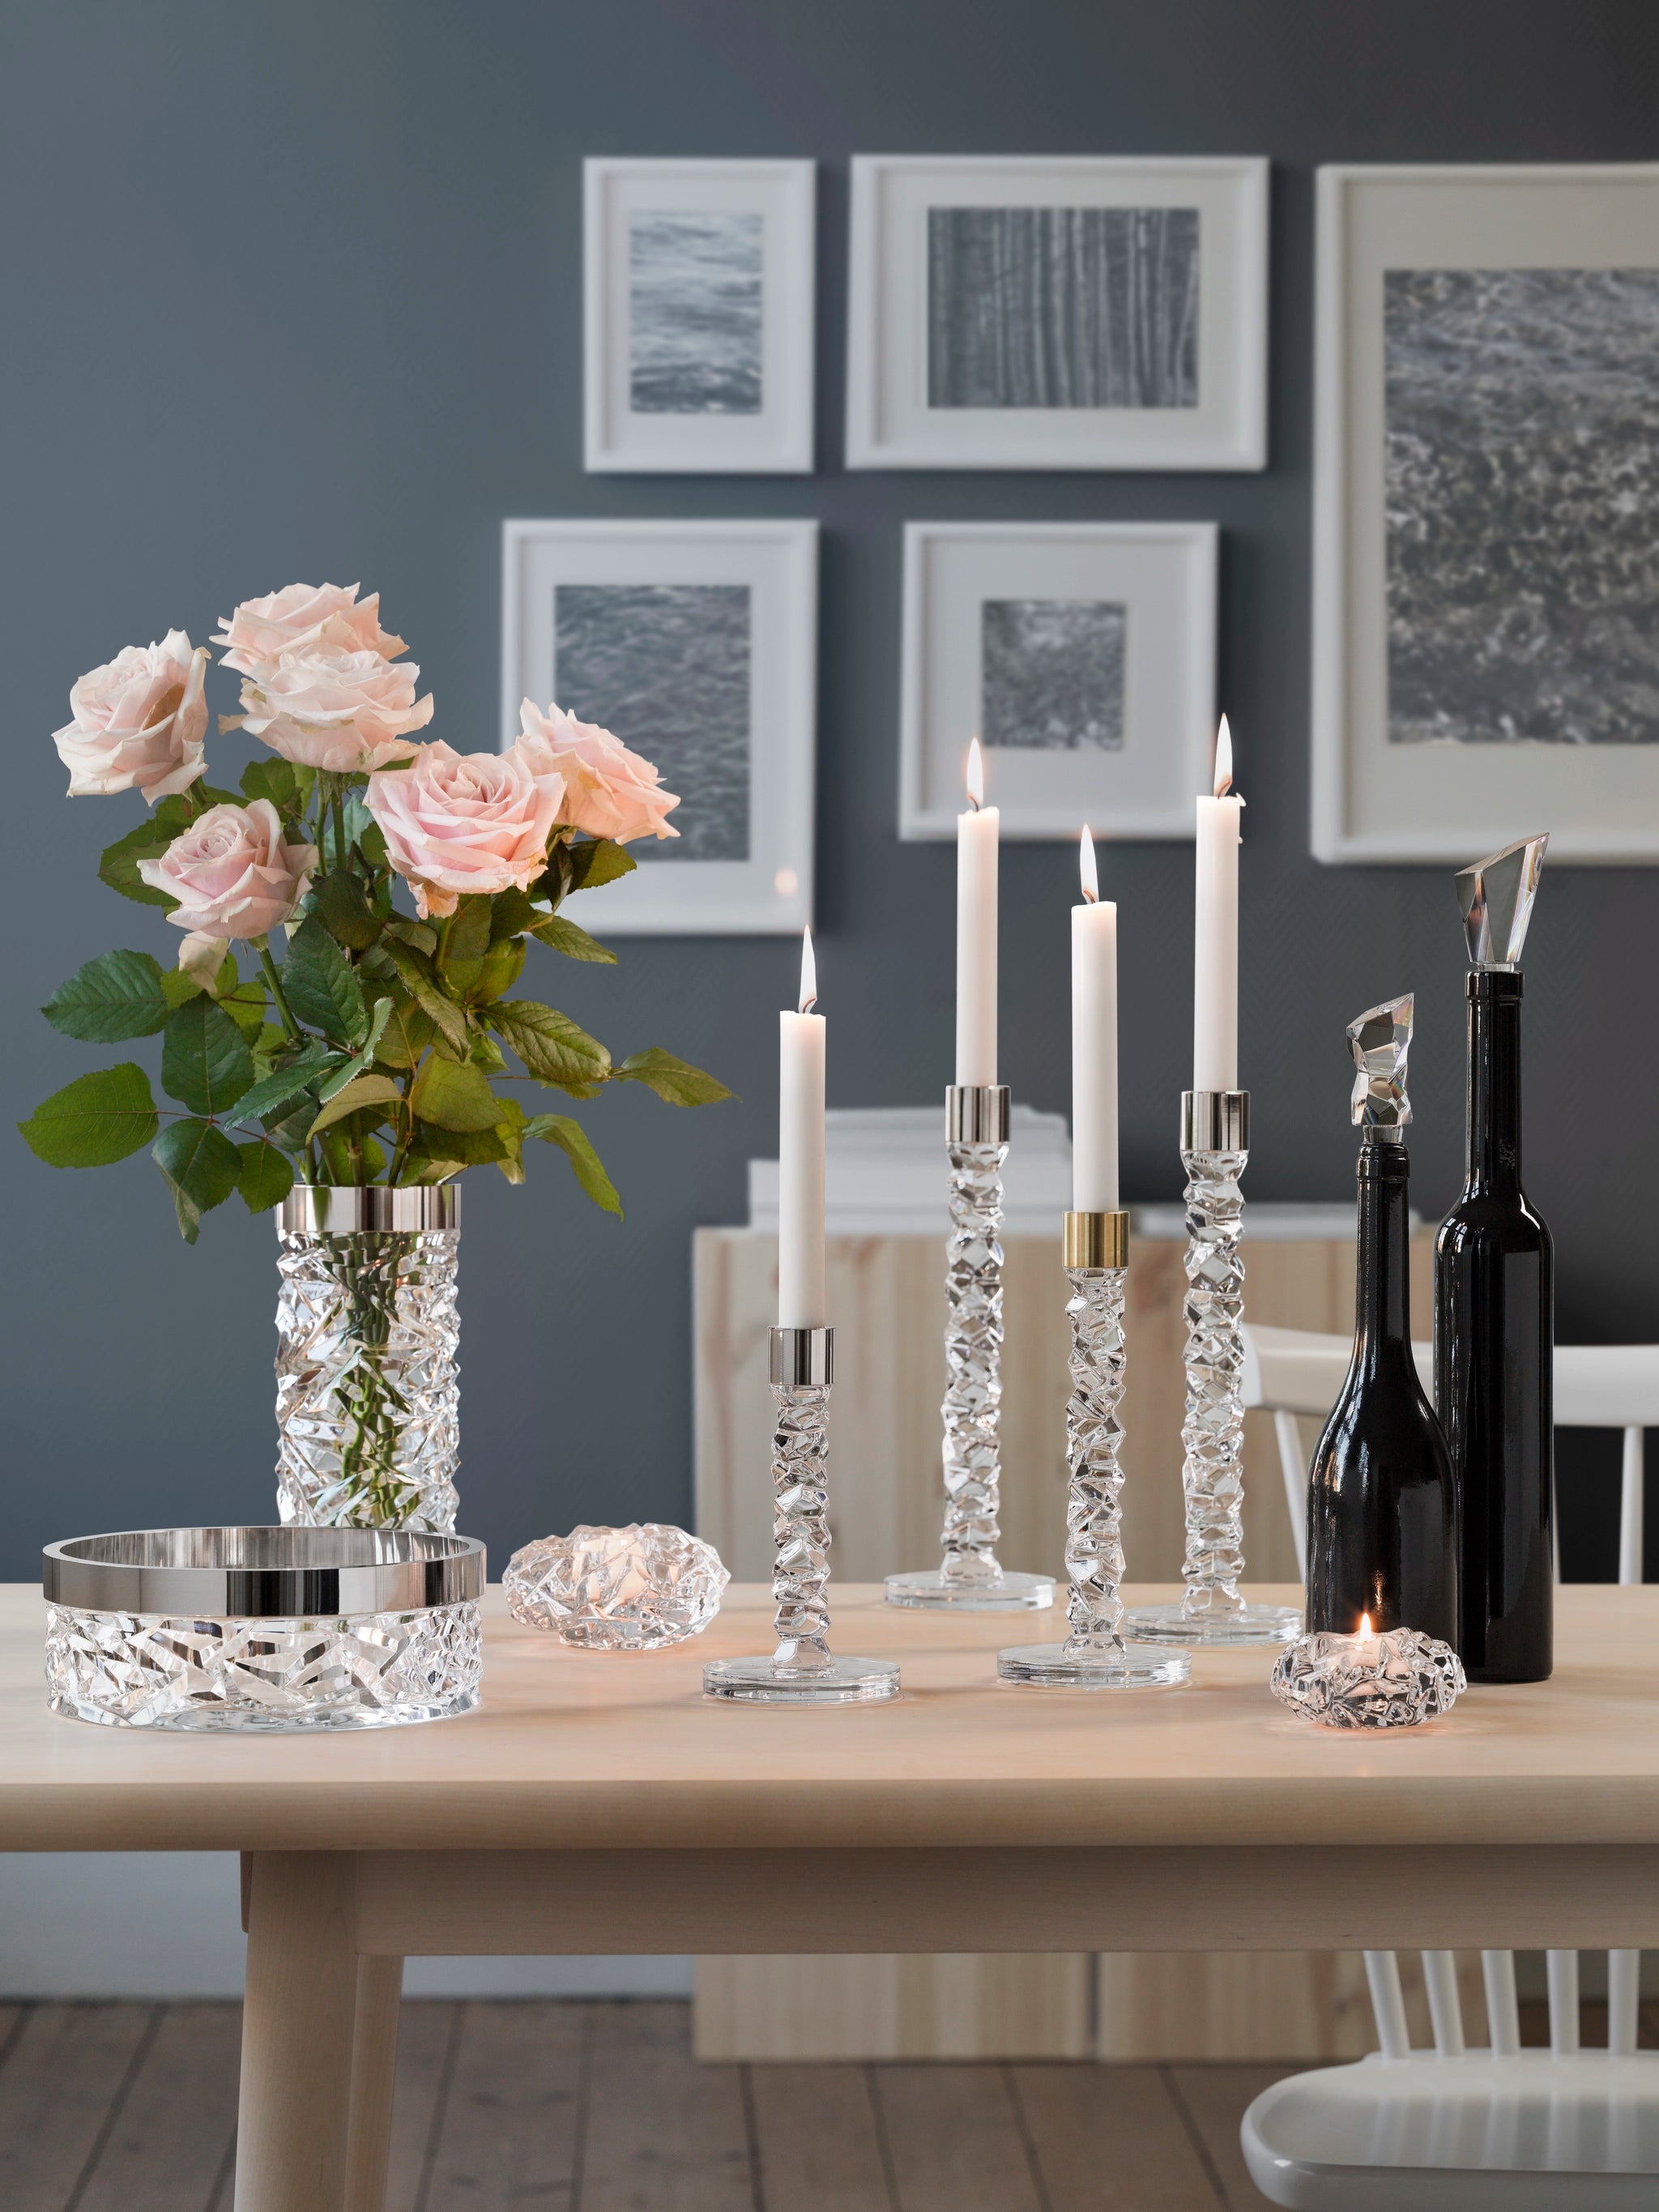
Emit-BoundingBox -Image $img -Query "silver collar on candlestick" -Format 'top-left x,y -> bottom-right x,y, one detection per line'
1181,1090 -> 1250,1154
1348,996 -> 1413,1142
1456,833 -> 1547,970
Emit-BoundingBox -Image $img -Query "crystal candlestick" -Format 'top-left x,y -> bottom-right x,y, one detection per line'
886,1087 -> 1055,1613
1126,1093 -> 1301,1650
705,1329 -> 899,1705
1000,1215 -> 1189,1689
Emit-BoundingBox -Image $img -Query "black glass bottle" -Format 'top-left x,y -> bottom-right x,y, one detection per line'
1307,1129 -> 1459,1642
1436,969 -> 1554,1681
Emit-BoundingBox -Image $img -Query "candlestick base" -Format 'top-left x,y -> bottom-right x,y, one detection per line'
703,1654 -> 901,1704
1123,1598 -> 1302,1646
996,1640 -> 1189,1689
884,1568 -> 1054,1612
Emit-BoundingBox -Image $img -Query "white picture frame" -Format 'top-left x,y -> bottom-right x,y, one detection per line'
898,521 -> 1218,841
583,158 -> 815,474
847,155 -> 1268,472
1313,163 -> 1659,864
501,519 -> 817,934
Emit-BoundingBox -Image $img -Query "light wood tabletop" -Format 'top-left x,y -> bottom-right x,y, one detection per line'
15,1578 -> 1656,2212
7,1579 -> 1659,1855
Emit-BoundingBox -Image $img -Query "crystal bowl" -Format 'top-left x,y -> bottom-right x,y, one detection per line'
43,1527 -> 484,1732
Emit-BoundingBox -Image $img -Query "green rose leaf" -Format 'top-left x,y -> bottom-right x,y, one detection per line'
280,916 -> 369,1047
373,997 -> 437,1071
313,869 -> 383,952
485,1000 -> 610,1088
152,1117 -> 241,1243
437,895 -> 493,995
488,887 -> 546,939
565,838 -> 636,894
43,950 -> 172,1042
313,997 -> 394,1100
531,913 -> 616,964
614,1047 -> 733,1108
523,1112 -> 623,1216
236,1139 -> 295,1214
414,1117 -> 510,1164
19,1064 -> 160,1168
472,935 -> 526,1003
409,1053 -> 505,1134
239,757 -> 301,815
371,939 -> 468,1056
307,1073 -> 404,1138
97,815 -> 181,908
221,1043 -> 340,1128
383,917 -> 438,958
160,996 -> 257,1118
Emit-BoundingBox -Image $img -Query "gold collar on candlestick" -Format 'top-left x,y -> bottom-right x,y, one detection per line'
1063,1211 -> 1129,1270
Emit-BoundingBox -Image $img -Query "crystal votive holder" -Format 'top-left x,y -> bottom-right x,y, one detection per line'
43,1527 -> 484,1732
505,1523 -> 730,1650
1270,1625 -> 1465,1730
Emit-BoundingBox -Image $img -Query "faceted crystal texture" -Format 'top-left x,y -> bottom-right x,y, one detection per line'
45,1599 -> 480,1731
938,1138 -> 1009,1585
1178,1145 -> 1249,1614
1347,995 -> 1414,1133
504,1524 -> 729,1649
1061,1266 -> 1131,1656
1456,832 -> 1547,969
1271,1626 -> 1466,1729
275,1226 -> 459,1531
771,1378 -> 835,1669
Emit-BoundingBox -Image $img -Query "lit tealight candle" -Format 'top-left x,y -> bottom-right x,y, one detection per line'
777,929 -> 825,1329
1071,827 -> 1119,1212
1193,715 -> 1242,1093
956,739 -> 998,1087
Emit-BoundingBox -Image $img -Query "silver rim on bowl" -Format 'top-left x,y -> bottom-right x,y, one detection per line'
42,1527 -> 484,1618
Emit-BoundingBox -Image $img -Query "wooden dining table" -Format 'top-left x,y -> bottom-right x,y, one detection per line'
4,1578 -> 1658,2212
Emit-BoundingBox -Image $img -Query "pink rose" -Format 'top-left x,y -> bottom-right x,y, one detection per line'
367,742 -> 564,920
213,582 -> 406,675
138,800 -> 318,942
53,630 -> 208,803
237,646 -> 434,772
511,699 -> 680,843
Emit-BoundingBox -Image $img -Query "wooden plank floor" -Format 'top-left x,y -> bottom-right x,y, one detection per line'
0,1996 -> 1653,2212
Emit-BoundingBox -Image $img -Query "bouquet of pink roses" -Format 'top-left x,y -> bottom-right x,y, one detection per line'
21,582 -> 727,1238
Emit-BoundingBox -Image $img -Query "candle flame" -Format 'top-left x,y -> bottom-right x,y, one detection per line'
1078,824 -> 1098,904
966,737 -> 984,811
1358,1612 -> 1374,1643
1213,714 -> 1234,800
798,926 -> 817,1014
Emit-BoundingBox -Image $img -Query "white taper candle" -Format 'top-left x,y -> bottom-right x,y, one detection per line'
1193,715 -> 1242,1093
778,929 -> 826,1328
1072,827 -> 1120,1212
955,739 -> 999,1087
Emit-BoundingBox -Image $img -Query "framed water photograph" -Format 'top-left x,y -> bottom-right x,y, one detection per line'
1312,164 -> 1659,863
898,522 -> 1218,840
583,159 -> 815,473
501,519 -> 818,933
847,156 -> 1268,470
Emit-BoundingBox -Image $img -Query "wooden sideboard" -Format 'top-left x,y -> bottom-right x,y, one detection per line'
691,1222 -> 1438,2063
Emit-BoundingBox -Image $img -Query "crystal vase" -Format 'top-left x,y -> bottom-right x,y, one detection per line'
275,1186 -> 460,1531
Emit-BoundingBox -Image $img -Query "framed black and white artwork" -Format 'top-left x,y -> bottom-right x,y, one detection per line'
898,522 -> 1218,840
583,159 -> 815,474
847,156 -> 1268,471
501,519 -> 817,933
1313,164 -> 1659,862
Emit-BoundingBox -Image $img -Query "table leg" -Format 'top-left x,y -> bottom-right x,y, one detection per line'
345,1956 -> 404,2212
235,1852 -> 359,2212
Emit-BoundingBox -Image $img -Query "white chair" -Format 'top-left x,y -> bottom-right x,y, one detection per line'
1240,1329 -> 1659,2205
1243,1326 -> 1657,1586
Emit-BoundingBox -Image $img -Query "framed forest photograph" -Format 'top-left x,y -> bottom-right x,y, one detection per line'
847,156 -> 1268,470
1312,163 -> 1659,862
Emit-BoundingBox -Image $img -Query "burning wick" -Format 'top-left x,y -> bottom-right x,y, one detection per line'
1079,824 -> 1098,905
798,927 -> 817,1015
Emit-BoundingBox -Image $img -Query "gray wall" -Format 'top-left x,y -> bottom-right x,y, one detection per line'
3,0 -> 1656,1584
